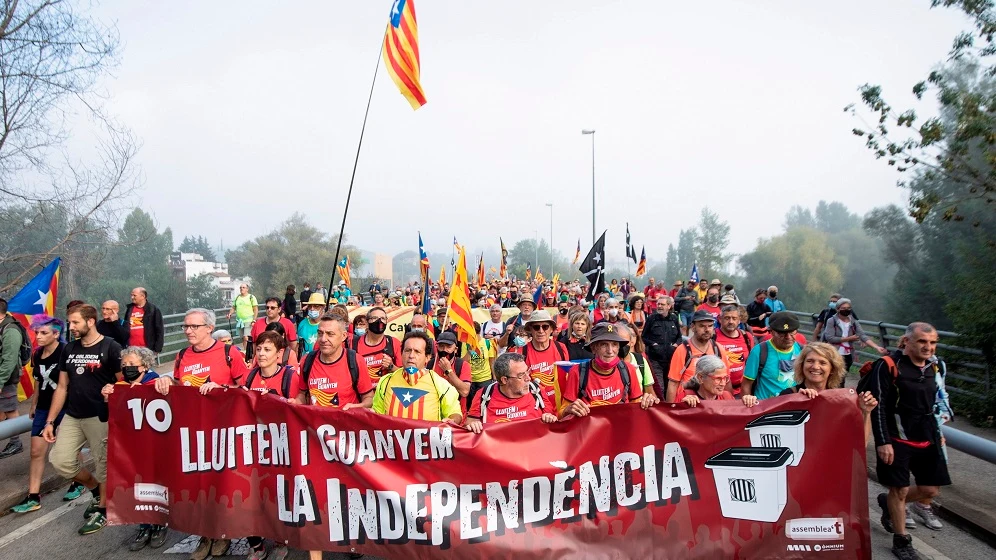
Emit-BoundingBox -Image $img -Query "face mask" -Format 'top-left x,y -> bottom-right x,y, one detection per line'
607,308 -> 619,317
838,309 -> 852,317
368,320 -> 387,335
122,365 -> 142,383
593,356 -> 620,370
618,344 -> 630,360
769,291 -> 778,298
308,309 -> 320,319
513,336 -> 527,347
354,328 -> 366,336
828,301 -> 837,309
410,327 -> 424,333
438,351 -> 455,360
559,308 -> 568,316
708,295 -> 719,303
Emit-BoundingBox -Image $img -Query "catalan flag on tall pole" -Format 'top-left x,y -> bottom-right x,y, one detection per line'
382,0 -> 426,110
336,256 -> 352,289
499,237 -> 508,279
438,264 -> 447,287
476,253 -> 486,286
636,246 -> 647,277
573,238 -> 581,265
6,257 -> 60,401
525,263 -> 532,281
418,233 -> 431,313
445,246 -> 479,350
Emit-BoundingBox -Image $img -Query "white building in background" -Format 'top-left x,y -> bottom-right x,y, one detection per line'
169,252 -> 251,305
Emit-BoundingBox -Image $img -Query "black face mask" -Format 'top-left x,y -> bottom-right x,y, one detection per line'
438,351 -> 455,360
768,291 -> 778,298
368,320 -> 387,334
122,365 -> 142,382
558,308 -> 569,316
708,295 -> 719,303
838,309 -> 852,317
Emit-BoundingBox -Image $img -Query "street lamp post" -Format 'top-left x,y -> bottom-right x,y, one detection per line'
545,202 -> 553,274
534,229 -> 539,276
581,129 -> 596,244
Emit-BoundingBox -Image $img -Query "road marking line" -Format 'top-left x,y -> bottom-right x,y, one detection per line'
0,499 -> 83,551
910,533 -> 952,560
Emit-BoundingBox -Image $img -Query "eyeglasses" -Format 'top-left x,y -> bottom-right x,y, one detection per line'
529,324 -> 552,331
707,375 -> 731,384
509,373 -> 531,382
181,324 -> 208,331
266,305 -> 280,310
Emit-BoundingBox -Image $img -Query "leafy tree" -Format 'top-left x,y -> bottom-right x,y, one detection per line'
783,206 -> 816,230
186,273 -> 223,309
225,213 -> 364,298
664,243 -> 679,285
676,229 -> 696,280
693,208 -> 732,279
739,228 -> 844,313
507,239 -> 572,280
815,201 -> 861,234
178,236 -> 217,261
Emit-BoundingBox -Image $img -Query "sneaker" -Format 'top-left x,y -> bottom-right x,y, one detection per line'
128,526 -> 152,551
189,537 -> 212,560
149,525 -> 169,548
891,533 -> 917,560
911,503 -> 943,530
63,482 -> 86,501
78,511 -> 107,535
10,496 -> 41,514
269,545 -> 289,560
878,493 -> 895,533
83,497 -> 100,519
904,504 -> 917,529
0,439 -> 24,458
210,538 -> 231,557
247,545 -> 269,560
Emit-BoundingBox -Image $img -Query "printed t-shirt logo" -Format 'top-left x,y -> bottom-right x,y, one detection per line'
309,378 -> 341,407
391,387 -> 428,409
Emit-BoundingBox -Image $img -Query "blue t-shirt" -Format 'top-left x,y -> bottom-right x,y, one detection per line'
297,319 -> 320,354
743,341 -> 802,400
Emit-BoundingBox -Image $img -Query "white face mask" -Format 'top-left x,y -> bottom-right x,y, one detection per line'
607,308 -> 619,317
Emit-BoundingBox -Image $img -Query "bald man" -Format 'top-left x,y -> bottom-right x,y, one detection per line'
96,300 -> 129,347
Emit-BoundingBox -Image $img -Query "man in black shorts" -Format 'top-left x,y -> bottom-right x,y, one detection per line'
868,322 -> 949,560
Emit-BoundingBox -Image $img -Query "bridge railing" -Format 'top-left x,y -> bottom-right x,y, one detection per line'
157,305 -> 262,365
787,310 -> 991,402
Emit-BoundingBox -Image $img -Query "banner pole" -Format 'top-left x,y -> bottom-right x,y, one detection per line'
327,28 -> 388,308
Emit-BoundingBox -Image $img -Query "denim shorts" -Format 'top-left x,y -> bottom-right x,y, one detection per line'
30,408 -> 66,437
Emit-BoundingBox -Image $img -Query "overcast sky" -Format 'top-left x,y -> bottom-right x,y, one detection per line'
90,0 -> 969,270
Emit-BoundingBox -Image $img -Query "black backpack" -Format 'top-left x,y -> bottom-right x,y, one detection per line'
675,339 -> 723,381
245,364 -> 297,399
0,317 -> 32,368
177,343 -> 233,369
575,360 -> 633,403
300,349 -> 362,404
352,334 -> 395,360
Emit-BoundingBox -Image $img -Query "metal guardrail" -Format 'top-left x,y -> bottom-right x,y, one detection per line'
156,305 -> 263,365
786,310 -> 992,402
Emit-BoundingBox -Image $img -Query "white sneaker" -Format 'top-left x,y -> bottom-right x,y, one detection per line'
904,504 -> 916,529
911,503 -> 943,530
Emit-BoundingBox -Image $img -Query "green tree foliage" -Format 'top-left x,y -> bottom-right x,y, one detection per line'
783,206 -> 816,230
693,208 -> 732,280
186,273 -> 223,309
507,239 -> 572,280
225,213 -> 364,299
740,228 -> 844,313
178,236 -> 217,261
664,243 -> 679,285
675,229 -> 696,280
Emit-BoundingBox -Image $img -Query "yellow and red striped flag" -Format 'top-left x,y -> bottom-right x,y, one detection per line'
382,0 -> 426,110
499,238 -> 508,278
446,246 -> 479,350
476,253 -> 486,286
636,246 -> 647,277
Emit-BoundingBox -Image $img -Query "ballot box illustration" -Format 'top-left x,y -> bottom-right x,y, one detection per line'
745,410 -> 810,467
705,447 -> 793,522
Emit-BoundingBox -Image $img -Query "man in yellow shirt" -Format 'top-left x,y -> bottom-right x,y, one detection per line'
372,331 -> 462,423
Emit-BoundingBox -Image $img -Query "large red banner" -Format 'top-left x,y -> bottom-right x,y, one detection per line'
107,387 -> 871,559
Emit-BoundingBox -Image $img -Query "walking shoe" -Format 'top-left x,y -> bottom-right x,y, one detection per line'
911,502 -> 943,530
247,544 -> 269,560
63,482 -> 85,501
78,511 -> 107,535
891,533 -> 917,560
189,537 -> 212,560
210,538 -> 231,557
904,504 -> 917,529
10,495 -> 41,514
149,525 -> 169,548
128,526 -> 152,551
83,497 -> 100,519
0,438 -> 24,458
877,493 -> 895,533
269,544 -> 289,560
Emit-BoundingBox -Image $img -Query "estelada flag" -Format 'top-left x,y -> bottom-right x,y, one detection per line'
382,0 -> 426,109
636,246 -> 647,277
337,256 -> 351,289
573,238 -> 581,265
445,246 -> 479,351
476,254 -> 486,287
6,257 -> 60,401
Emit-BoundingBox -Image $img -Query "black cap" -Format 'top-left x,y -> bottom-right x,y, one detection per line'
690,309 -> 715,323
768,311 -> 800,333
437,332 -> 458,346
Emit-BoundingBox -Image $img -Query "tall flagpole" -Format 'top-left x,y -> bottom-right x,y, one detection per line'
327,29 -> 388,308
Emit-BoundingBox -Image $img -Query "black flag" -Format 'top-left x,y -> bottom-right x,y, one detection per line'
579,231 -> 607,299
625,223 -> 637,264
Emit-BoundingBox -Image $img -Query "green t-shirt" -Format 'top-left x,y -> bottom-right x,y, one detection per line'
465,340 -> 496,383
232,294 -> 258,322
297,319 -> 320,354
626,353 -> 654,388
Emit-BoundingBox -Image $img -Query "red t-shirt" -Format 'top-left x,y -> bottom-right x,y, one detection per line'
250,317 -> 299,342
432,357 -> 472,383
513,341 -> 568,401
303,351 -> 374,408
714,329 -> 752,393
174,341 -> 249,388
354,334 -> 403,386
678,386 -> 735,401
468,384 -> 554,423
698,303 -> 721,321
128,307 -> 145,347
244,365 -> 303,400
563,362 -> 642,407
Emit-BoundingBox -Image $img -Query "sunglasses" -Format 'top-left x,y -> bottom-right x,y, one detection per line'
266,305 -> 280,310
529,324 -> 552,331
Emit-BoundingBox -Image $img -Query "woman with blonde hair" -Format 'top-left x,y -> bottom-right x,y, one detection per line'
561,310 -> 593,361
